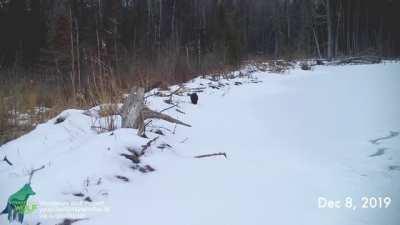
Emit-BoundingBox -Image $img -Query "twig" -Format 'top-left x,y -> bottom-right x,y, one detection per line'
144,120 -> 153,127
164,87 -> 183,105
28,165 -> 45,184
180,137 -> 189,143
147,125 -> 173,133
143,120 -> 153,135
194,152 -> 227,159
140,136 -> 159,155
160,104 -> 179,113
3,156 -> 13,166
176,109 -> 186,114
168,87 -> 183,97
90,126 -> 111,132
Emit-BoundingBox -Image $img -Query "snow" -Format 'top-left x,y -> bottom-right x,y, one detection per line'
1,62 -> 400,225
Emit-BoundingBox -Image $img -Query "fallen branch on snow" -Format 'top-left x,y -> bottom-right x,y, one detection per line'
160,104 -> 179,113
140,136 -> 159,155
3,156 -> 13,166
121,136 -> 160,164
28,165 -> 45,184
194,152 -> 227,159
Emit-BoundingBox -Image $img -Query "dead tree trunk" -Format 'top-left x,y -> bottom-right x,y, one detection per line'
120,87 -> 191,135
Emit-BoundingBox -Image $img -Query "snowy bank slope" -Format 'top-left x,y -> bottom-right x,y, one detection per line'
1,62 -> 400,225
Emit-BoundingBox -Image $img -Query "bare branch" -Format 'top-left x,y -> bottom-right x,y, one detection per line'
120,86 -> 191,136
142,107 -> 191,127
28,165 -> 45,184
160,104 -> 179,113
141,136 -> 159,155
194,152 -> 227,159
3,156 -> 13,166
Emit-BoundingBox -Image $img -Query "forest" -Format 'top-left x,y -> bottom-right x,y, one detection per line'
1,0 -> 399,76
0,2 -> 400,225
0,0 -> 399,143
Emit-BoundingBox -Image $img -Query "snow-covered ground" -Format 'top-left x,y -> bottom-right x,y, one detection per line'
1,62 -> 399,225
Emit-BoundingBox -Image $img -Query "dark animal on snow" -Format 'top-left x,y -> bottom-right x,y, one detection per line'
190,93 -> 198,104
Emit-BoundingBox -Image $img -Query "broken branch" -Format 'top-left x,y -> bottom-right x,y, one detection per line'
120,87 -> 191,136
3,156 -> 13,166
140,136 -> 159,155
194,152 -> 227,159
142,108 -> 191,127
160,104 -> 179,113
28,165 -> 45,184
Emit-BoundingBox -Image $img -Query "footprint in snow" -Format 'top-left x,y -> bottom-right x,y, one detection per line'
369,131 -> 399,145
388,165 -> 400,171
369,148 -> 387,157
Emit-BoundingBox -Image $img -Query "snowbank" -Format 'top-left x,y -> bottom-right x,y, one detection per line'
1,62 -> 399,225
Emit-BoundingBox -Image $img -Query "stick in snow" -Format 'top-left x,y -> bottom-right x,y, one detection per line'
160,104 -> 179,113
194,152 -> 227,159
140,136 -> 159,155
3,156 -> 13,166
28,165 -> 45,184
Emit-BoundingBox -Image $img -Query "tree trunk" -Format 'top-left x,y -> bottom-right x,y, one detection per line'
312,26 -> 322,59
326,0 -> 334,60
75,18 -> 81,91
69,6 -> 76,96
120,87 -> 191,136
120,87 -> 146,130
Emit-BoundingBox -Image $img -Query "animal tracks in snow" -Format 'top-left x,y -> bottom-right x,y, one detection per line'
369,148 -> 387,157
368,130 -> 400,172
369,131 -> 399,145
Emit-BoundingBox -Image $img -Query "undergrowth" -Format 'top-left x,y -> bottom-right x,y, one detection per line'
0,55 -> 286,145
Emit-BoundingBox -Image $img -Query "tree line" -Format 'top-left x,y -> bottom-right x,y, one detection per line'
0,0 -> 399,82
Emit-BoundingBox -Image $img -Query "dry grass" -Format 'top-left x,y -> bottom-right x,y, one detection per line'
0,65 -> 119,144
0,79 -> 61,144
0,52 -> 243,145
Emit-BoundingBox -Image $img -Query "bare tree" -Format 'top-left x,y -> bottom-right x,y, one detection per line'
326,0 -> 334,59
